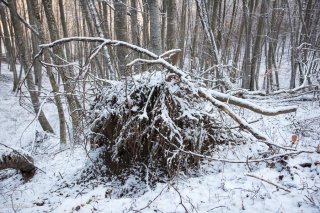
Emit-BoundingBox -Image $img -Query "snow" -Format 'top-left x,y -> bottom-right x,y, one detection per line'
0,64 -> 320,212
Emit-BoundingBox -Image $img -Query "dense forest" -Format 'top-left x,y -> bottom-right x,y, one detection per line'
0,0 -> 320,212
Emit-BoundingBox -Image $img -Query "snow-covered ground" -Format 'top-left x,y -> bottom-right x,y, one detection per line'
0,64 -> 319,213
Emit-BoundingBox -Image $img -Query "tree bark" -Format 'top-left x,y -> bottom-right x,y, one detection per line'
0,148 -> 35,174
86,0 -> 115,79
0,4 -> 18,91
250,1 -> 267,91
7,0 -> 54,133
241,0 -> 254,89
114,0 -> 128,76
28,0 -> 67,145
166,0 -> 177,50
42,0 -> 81,141
148,0 -> 162,55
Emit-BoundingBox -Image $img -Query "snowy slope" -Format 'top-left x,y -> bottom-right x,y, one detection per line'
0,64 -> 319,213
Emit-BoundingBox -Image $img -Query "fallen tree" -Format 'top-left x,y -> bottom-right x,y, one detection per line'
38,37 -> 298,141
0,144 -> 35,176
38,37 -> 303,183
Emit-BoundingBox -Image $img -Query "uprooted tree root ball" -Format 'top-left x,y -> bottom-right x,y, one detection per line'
88,72 -> 245,184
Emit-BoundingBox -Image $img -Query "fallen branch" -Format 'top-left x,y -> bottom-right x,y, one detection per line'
209,89 -> 298,116
246,174 -> 291,193
155,128 -> 314,163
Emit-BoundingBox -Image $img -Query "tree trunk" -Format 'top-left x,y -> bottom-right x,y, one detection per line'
241,0 -> 254,89
166,0 -> 177,50
26,0 -> 42,90
148,0 -> 162,55
0,4 -> 18,91
0,148 -> 35,174
28,0 -> 67,145
250,1 -> 267,91
7,0 -> 54,133
142,0 -> 149,49
42,0 -> 81,141
178,0 -> 187,65
86,0 -> 115,79
114,0 -> 128,76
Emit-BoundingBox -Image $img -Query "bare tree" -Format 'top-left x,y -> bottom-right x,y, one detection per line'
7,0 -> 54,133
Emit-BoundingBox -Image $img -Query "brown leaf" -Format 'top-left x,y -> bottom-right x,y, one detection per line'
291,134 -> 298,144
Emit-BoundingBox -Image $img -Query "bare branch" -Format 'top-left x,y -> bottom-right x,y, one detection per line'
209,89 -> 298,116
246,174 -> 291,193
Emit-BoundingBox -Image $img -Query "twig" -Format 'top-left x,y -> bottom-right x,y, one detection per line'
230,118 -> 262,129
246,174 -> 291,193
170,183 -> 189,213
132,184 -> 168,212
19,95 -> 51,145
207,206 -> 228,212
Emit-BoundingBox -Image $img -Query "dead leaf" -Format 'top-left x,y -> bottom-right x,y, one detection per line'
291,134 -> 298,144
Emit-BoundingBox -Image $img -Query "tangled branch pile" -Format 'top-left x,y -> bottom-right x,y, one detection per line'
39,37 -> 297,184
89,72 -> 243,182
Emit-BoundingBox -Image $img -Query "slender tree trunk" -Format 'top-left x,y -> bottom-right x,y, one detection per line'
241,0 -> 254,89
7,0 -> 54,133
58,0 -> 72,62
166,0 -> 177,50
161,0 -> 166,51
0,4 -> 18,91
178,0 -> 187,64
102,2 -> 111,38
130,0 -> 139,72
250,1 -> 267,91
42,0 -> 82,141
28,0 -> 67,145
114,0 -> 128,76
142,0 -> 149,49
86,0 -> 115,79
148,0 -> 162,55
26,0 -> 42,90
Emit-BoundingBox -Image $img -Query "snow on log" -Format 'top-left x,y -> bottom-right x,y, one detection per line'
0,147 -> 35,173
209,90 -> 298,116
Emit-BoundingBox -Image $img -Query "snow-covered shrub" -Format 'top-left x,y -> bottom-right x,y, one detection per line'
88,71 -> 242,183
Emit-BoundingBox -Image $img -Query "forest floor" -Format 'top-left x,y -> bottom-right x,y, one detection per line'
0,64 -> 320,213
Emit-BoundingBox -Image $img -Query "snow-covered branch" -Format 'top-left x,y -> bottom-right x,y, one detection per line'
209,89 -> 298,116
